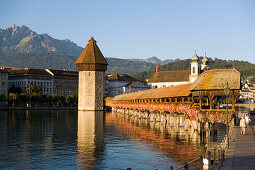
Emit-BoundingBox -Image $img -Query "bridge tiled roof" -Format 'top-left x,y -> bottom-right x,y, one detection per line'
148,70 -> 190,83
188,69 -> 241,91
113,83 -> 191,101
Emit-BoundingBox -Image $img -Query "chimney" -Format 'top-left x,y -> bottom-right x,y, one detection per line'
156,62 -> 159,74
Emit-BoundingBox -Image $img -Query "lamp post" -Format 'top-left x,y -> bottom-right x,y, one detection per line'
224,82 -> 230,148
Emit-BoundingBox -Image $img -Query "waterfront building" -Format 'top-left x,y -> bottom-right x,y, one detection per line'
8,68 -> 79,96
75,37 -> 108,111
148,50 -> 209,88
240,83 -> 255,102
108,73 -> 151,97
46,69 -> 78,96
0,70 -> 8,99
8,68 -> 53,94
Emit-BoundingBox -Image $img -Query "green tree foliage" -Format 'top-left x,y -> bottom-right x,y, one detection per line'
24,83 -> 42,95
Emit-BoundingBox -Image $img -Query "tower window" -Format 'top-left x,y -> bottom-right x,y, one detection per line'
193,67 -> 195,74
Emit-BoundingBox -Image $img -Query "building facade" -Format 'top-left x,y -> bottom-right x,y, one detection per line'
240,83 -> 255,101
8,68 -> 54,94
0,70 -> 8,99
108,73 -> 151,97
148,50 -> 209,88
46,69 -> 78,96
8,68 -> 79,96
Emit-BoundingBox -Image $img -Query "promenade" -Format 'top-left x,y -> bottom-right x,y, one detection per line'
222,115 -> 255,170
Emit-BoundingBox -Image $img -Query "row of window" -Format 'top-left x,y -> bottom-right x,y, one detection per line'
55,80 -> 77,84
54,85 -> 78,88
0,74 -> 7,78
28,81 -> 52,86
12,80 -> 52,87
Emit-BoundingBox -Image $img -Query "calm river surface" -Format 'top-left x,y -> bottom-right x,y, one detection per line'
0,110 -> 226,169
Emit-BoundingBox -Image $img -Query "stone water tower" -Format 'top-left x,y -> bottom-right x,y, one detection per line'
75,38 -> 108,111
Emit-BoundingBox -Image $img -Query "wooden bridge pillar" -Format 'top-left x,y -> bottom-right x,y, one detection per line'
184,118 -> 190,131
149,111 -> 156,122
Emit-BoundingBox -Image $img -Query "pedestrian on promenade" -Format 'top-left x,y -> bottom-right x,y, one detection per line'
240,116 -> 246,135
245,113 -> 251,126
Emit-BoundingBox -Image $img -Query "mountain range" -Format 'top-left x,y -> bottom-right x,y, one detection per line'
1,24 -> 255,82
0,24 -> 83,55
0,25 -> 175,74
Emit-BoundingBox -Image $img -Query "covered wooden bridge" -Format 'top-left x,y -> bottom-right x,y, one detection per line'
106,69 -> 241,125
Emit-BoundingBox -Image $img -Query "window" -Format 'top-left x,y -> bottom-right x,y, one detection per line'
2,82 -> 5,86
193,67 -> 195,74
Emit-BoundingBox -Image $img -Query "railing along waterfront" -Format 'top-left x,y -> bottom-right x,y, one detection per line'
173,117 -> 235,170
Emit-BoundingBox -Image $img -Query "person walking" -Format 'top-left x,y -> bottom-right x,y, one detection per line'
245,113 -> 251,126
240,116 -> 246,135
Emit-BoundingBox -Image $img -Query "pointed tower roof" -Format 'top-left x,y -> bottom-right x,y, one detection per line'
191,48 -> 198,62
75,37 -> 108,71
202,50 -> 208,64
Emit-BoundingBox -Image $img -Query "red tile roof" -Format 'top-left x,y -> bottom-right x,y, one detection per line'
148,70 -> 190,83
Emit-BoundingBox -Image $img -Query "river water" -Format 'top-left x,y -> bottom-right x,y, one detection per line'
0,110 -> 226,169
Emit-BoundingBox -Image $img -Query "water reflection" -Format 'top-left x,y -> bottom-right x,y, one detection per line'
110,112 -> 206,165
77,111 -> 104,168
0,110 -> 78,169
0,110 -> 211,169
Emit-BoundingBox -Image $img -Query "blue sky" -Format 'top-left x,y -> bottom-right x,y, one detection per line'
1,0 -> 255,63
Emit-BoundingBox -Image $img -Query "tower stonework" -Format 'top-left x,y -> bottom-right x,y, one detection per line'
75,38 -> 108,111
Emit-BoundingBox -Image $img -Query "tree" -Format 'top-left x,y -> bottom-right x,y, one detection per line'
24,83 -> 42,95
9,93 -> 18,106
0,94 -> 6,101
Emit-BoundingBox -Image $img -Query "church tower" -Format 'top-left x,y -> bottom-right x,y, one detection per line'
201,50 -> 209,71
189,49 -> 200,83
75,38 -> 108,111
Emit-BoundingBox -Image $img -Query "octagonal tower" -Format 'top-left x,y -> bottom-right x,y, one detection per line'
75,38 -> 108,111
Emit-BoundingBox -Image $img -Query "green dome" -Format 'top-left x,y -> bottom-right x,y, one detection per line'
202,51 -> 208,64
191,49 -> 198,61
202,56 -> 208,64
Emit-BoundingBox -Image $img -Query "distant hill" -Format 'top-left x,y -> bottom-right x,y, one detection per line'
0,25 -> 163,74
0,24 -> 83,55
133,57 -> 255,82
128,56 -> 179,65
106,57 -> 155,75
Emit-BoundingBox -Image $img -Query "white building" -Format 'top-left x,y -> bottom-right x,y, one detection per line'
0,70 -> 8,99
240,83 -> 255,100
148,50 -> 209,88
8,68 -> 54,94
107,73 -> 151,97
